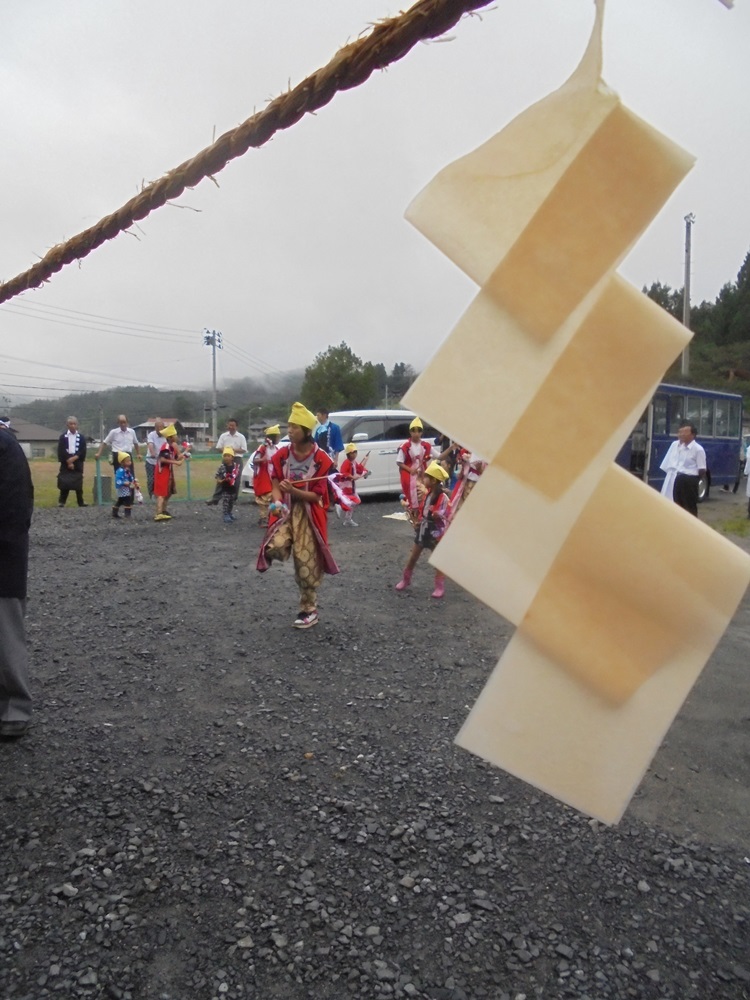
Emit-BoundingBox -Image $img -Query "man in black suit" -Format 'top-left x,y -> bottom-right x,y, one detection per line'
57,415 -> 87,507
0,418 -> 34,738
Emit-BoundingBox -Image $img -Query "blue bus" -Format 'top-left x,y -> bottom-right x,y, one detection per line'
615,383 -> 744,500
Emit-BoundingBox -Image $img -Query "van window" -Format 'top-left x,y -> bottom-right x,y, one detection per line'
342,417 -> 387,442
386,418 -> 437,441
386,419 -> 413,441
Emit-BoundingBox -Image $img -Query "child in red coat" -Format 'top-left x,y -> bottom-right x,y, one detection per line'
337,443 -> 370,527
394,461 -> 451,598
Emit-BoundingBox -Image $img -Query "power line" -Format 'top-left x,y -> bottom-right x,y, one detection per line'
0,350 -> 203,391
222,341 -> 287,379
4,300 -> 288,374
1,371 -> 119,388
0,304 -> 196,344
5,298 -> 199,334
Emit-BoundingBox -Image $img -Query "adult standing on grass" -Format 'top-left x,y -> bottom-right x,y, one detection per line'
206,418 -> 247,506
0,419 -> 34,739
257,402 -> 339,629
56,415 -> 87,507
145,418 -> 166,499
95,414 -> 141,471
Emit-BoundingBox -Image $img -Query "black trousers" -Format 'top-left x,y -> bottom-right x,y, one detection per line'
59,487 -> 85,506
673,473 -> 699,516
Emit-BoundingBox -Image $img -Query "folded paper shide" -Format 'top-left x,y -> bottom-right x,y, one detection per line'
403,0 -> 750,825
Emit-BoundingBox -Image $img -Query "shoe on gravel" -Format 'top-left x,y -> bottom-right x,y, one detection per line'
0,719 -> 30,739
223,514 -> 233,523
293,611 -> 319,629
154,513 -> 172,521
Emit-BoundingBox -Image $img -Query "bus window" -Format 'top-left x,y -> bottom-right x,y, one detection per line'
715,401 -> 729,437
728,400 -> 741,437
699,397 -> 714,437
629,412 -> 647,476
685,395 -> 701,429
668,394 -> 685,434
653,395 -> 667,435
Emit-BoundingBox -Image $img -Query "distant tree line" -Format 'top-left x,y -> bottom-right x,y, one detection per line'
645,247 -> 750,391
12,372 -> 304,441
299,342 -> 416,412
14,242 -> 750,437
12,347 -> 420,439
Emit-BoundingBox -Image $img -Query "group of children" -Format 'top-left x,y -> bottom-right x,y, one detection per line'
252,402 -> 485,629
113,403 -> 482,628
111,423 -> 186,522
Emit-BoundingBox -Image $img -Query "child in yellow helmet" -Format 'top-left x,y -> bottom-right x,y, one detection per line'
395,460 -> 451,598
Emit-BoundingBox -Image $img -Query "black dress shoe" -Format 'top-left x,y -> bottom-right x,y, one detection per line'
0,720 -> 30,739
78,503 -> 89,507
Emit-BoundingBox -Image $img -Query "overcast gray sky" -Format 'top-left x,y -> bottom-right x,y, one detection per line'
1,0 -> 748,405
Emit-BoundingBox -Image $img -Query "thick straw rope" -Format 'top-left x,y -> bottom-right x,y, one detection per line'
0,0 -> 494,306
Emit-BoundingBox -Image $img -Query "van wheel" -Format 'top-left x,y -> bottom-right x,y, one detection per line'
698,475 -> 710,502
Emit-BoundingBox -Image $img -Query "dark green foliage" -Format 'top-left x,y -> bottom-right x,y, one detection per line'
300,342 -> 380,411
645,248 -> 750,392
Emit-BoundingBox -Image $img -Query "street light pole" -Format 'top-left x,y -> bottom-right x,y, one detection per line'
202,329 -> 223,441
681,213 -> 695,377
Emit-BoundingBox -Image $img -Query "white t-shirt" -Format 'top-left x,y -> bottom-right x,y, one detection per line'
146,430 -> 163,465
216,431 -> 247,457
104,426 -> 138,453
661,439 -> 706,477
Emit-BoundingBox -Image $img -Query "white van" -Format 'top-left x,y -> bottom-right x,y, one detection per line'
329,409 -> 438,496
242,409 -> 439,497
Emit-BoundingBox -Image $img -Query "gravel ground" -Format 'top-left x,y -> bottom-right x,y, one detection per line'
2,496 -> 749,1000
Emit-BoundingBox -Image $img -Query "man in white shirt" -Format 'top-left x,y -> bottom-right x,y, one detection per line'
659,421 -> 707,517
207,418 -> 247,504
95,415 -> 141,470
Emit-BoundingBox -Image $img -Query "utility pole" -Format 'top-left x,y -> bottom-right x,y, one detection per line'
202,329 -> 223,441
681,213 -> 695,377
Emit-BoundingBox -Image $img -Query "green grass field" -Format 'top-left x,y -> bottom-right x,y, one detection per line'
29,455 -> 230,508
717,515 -> 750,538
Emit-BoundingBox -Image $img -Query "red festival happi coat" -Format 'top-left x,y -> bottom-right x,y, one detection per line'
397,438 -> 432,507
252,440 -> 277,496
256,443 -> 339,574
337,458 -> 366,497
